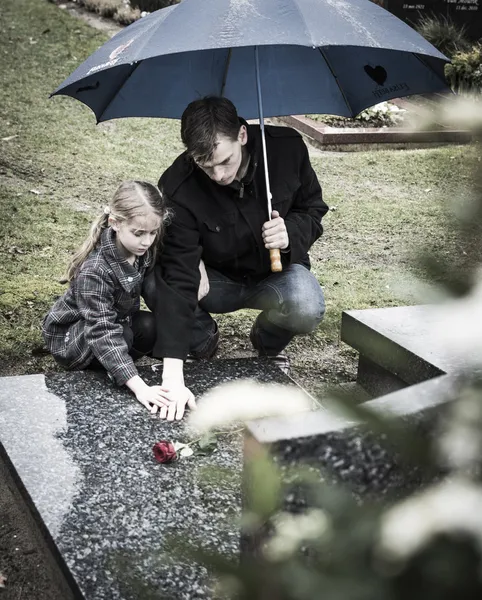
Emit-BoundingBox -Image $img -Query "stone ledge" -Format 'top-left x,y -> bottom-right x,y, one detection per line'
275,114 -> 472,148
247,374 -> 455,444
244,375 -> 457,505
340,305 -> 472,387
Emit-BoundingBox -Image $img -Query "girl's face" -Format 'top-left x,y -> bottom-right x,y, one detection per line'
111,211 -> 161,263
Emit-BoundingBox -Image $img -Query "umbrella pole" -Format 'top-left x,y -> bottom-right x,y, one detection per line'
255,46 -> 282,273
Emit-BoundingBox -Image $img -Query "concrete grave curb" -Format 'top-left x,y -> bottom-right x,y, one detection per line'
274,114 -> 472,150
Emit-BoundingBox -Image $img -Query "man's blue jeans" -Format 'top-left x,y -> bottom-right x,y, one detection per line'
193,263 -> 325,357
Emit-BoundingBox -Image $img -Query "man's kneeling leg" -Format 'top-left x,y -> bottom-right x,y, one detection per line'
249,264 -> 325,356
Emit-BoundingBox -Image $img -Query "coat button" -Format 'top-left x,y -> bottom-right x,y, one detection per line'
215,225 -> 221,232
127,276 -> 133,282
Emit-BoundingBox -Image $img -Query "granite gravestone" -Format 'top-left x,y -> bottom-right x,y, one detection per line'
0,358 -> 306,600
378,0 -> 482,41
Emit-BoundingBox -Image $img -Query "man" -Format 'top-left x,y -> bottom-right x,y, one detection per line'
145,97 -> 328,419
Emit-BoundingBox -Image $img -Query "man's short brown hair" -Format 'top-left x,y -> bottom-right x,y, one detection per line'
180,97 -> 241,163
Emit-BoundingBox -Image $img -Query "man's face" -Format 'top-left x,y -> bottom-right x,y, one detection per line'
195,126 -> 247,186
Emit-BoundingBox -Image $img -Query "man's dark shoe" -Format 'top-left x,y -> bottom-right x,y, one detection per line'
249,323 -> 291,376
265,351 -> 291,376
187,321 -> 219,361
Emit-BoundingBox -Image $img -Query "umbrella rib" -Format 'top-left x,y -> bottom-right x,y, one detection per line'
97,62 -> 141,123
317,47 -> 354,117
220,48 -> 232,97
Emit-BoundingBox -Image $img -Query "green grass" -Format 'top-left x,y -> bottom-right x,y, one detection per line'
0,0 -> 478,384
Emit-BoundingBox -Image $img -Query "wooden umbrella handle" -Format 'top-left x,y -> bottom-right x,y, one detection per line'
270,248 -> 282,272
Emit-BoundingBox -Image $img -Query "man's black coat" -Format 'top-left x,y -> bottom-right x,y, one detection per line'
151,123 -> 328,359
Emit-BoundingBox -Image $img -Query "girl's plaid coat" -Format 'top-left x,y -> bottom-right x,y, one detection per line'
42,227 -> 152,386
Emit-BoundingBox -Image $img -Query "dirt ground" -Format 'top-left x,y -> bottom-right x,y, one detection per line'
0,457 -> 71,600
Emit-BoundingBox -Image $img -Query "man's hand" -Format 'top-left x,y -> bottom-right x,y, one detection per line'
157,358 -> 196,421
154,381 -> 197,421
262,210 -> 289,250
198,258 -> 210,301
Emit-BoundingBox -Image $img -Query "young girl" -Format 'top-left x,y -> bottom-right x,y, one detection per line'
42,180 -> 174,415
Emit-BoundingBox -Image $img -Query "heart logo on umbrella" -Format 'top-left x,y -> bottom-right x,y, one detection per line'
364,65 -> 388,86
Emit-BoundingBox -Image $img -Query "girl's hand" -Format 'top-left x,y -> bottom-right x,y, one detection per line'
135,385 -> 172,414
198,259 -> 210,301
125,375 -> 171,413
155,381 -> 197,421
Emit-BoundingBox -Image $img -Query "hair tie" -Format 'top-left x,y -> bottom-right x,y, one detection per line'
104,206 -> 111,215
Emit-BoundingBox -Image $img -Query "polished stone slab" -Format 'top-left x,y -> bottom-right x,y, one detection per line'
0,358 -> 297,600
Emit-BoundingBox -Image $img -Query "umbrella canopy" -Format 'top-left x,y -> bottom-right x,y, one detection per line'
51,0 -> 450,122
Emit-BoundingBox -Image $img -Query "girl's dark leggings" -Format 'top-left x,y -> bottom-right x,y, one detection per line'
123,310 -> 157,360
89,310 -> 156,370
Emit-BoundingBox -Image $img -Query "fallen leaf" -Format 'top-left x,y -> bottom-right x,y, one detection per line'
2,135 -> 18,142
29,189 -> 41,195
196,432 -> 218,455
8,246 -> 25,254
424,188 -> 432,193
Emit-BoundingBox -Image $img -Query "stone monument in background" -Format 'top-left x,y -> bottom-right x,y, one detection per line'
374,0 -> 482,41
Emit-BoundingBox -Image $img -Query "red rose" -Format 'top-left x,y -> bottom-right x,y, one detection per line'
152,441 -> 177,464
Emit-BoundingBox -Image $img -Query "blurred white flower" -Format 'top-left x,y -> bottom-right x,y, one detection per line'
429,269 -> 482,370
438,385 -> 482,471
438,96 -> 482,131
188,379 -> 312,432
411,95 -> 482,132
263,509 -> 331,561
378,478 -> 482,562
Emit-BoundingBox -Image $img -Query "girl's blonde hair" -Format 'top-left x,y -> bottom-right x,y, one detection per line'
64,180 -> 170,282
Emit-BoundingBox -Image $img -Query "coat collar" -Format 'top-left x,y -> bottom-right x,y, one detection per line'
239,119 -> 260,185
100,227 -> 151,293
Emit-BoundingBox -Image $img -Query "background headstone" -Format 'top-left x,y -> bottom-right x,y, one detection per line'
378,1 -> 482,42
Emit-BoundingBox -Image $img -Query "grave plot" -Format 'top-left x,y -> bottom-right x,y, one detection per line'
0,305 -> 468,598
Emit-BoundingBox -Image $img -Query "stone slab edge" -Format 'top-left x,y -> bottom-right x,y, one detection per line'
340,310 -> 444,385
0,444 -> 83,599
276,115 -> 472,146
246,374 -> 455,444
